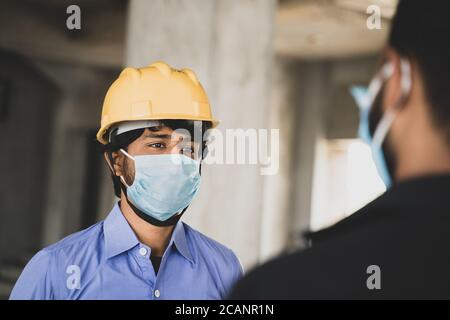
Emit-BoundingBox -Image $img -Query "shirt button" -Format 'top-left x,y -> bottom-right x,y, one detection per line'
139,247 -> 148,256
154,289 -> 160,298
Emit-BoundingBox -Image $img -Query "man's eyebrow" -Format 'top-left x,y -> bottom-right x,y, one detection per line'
143,133 -> 173,139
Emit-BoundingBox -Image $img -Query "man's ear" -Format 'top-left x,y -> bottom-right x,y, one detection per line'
383,48 -> 404,113
103,151 -> 124,177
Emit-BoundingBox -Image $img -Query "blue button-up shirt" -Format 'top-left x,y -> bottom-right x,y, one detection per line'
10,203 -> 243,300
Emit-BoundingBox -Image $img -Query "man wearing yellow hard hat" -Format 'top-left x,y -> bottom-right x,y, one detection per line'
10,62 -> 243,300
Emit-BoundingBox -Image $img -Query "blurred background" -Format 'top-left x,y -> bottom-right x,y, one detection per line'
0,0 -> 397,298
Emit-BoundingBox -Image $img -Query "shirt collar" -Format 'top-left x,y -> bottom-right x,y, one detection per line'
380,173 -> 450,210
103,202 -> 194,263
170,221 -> 194,264
104,202 -> 140,259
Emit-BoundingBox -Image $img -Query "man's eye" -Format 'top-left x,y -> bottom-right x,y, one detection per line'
148,143 -> 165,149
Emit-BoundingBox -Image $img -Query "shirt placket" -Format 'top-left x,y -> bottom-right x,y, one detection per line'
134,244 -> 159,299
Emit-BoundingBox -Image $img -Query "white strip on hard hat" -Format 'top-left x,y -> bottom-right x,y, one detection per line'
109,120 -> 160,143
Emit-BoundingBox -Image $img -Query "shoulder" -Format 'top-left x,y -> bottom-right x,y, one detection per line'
231,197 -> 399,300
9,249 -> 52,299
231,244 -> 361,299
43,221 -> 104,257
183,223 -> 244,289
183,223 -> 242,269
183,223 -> 244,297
231,193 -> 401,299
40,220 -> 106,281
305,192 -> 390,245
10,221 -> 105,300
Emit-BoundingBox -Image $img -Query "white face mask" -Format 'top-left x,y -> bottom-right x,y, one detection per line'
120,149 -> 201,223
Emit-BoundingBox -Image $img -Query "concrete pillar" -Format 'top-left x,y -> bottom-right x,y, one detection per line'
278,61 -> 330,248
125,0 -> 276,269
258,57 -> 302,261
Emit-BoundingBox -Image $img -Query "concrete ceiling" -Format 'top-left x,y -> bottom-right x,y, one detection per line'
275,0 -> 398,59
0,0 -> 126,68
0,0 -> 400,66
21,0 -> 122,9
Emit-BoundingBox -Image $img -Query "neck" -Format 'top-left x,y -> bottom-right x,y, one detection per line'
393,75 -> 450,183
119,194 -> 175,257
395,129 -> 450,183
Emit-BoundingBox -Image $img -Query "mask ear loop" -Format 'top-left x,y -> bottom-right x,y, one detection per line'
372,58 -> 412,148
120,148 -> 135,160
366,62 -> 394,109
119,149 -> 135,188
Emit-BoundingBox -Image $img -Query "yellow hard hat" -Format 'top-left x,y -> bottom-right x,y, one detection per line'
96,61 -> 219,145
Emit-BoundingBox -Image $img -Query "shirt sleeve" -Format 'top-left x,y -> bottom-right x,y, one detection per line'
9,250 -> 53,300
222,250 -> 245,299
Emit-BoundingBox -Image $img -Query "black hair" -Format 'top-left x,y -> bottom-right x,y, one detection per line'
102,120 -> 213,197
389,0 -> 450,142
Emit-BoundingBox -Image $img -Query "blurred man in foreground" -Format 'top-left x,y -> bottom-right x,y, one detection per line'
231,0 -> 450,299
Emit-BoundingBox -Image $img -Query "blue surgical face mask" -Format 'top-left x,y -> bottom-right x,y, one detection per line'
120,150 -> 201,223
350,58 -> 411,188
